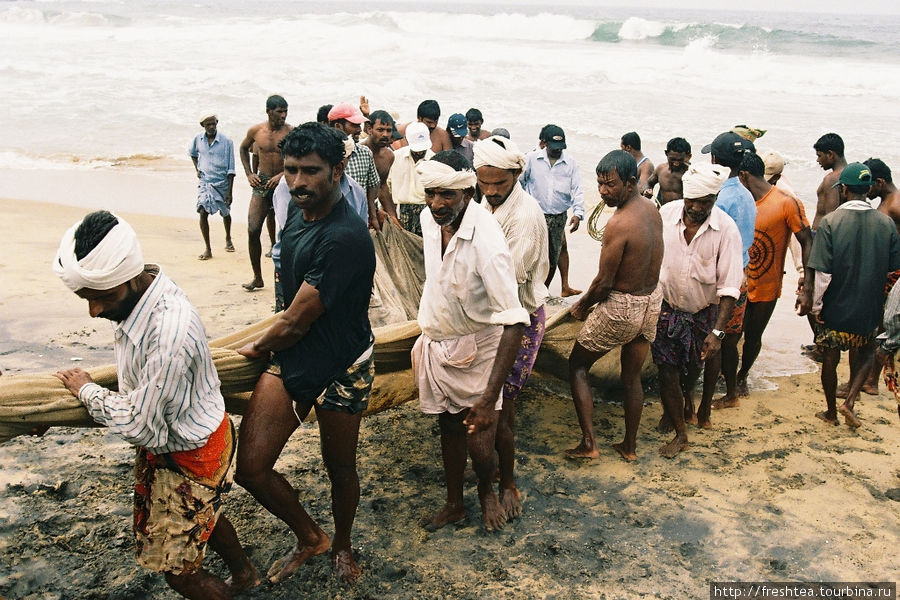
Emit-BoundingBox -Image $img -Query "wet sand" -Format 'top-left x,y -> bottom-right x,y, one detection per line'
1,197 -> 898,599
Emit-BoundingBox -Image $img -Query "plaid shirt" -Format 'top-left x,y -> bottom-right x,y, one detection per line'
345,143 -> 380,192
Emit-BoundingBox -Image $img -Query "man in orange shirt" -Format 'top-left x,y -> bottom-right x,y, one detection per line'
717,152 -> 814,402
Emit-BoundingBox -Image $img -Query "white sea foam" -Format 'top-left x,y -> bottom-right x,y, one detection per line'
617,17 -> 668,40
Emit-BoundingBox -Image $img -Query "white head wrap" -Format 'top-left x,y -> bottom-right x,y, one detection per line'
681,163 -> 729,199
415,160 -> 477,190
53,214 -> 144,292
343,137 -> 356,160
199,113 -> 217,124
472,136 -> 526,171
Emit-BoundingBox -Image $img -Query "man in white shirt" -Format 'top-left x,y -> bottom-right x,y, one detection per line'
412,151 -> 529,532
52,211 -> 258,599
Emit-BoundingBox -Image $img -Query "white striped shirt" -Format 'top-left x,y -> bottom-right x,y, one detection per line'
77,266 -> 225,454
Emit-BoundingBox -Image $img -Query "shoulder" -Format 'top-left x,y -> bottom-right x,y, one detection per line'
355,143 -> 374,158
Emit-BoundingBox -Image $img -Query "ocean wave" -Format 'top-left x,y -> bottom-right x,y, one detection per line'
0,151 -> 178,171
0,5 -> 128,26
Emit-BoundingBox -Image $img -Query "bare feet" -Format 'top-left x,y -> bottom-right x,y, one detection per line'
611,442 -> 636,462
815,410 -> 838,426
861,382 -> 879,396
697,419 -> 712,430
656,415 -> 674,433
225,566 -> 261,593
835,382 -> 849,399
658,434 -> 689,459
499,486 -> 523,519
420,503 -> 465,532
711,394 -> 740,410
736,376 -> 750,397
560,286 -> 583,298
564,442 -> 599,459
685,413 -> 698,425
266,535 -> 331,583
242,280 -> 264,292
332,549 -> 361,583
838,404 -> 862,428
198,250 -> 212,261
225,241 -> 235,252
265,248 -> 273,258
478,487 -> 507,531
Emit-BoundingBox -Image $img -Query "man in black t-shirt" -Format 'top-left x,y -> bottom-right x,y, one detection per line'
237,123 -> 376,584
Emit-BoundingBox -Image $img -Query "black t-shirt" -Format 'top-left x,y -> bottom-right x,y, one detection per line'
275,196 -> 375,401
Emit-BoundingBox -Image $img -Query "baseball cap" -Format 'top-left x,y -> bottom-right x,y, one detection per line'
542,125 -> 566,150
832,162 -> 874,188
761,150 -> 786,179
406,122 -> 431,152
327,102 -> 368,124
447,113 -> 467,138
702,131 -> 755,160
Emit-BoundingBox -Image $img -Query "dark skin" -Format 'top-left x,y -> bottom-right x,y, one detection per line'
874,345 -> 900,420
394,118 -> 452,153
235,152 -> 365,583
419,184 -> 525,531
566,169 -> 663,462
540,142 -> 582,295
813,148 -> 846,230
620,143 -> 653,194
334,119 -> 382,232
192,117 -> 234,260
644,151 -> 690,205
466,119 -> 491,142
361,117 -> 397,232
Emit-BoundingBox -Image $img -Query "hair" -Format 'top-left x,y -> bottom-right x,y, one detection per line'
739,152 -> 765,178
491,127 -> 510,139
465,108 -> 483,122
813,133 -> 844,157
665,137 -> 691,155
74,210 -> 119,260
864,157 -> 892,183
368,110 -> 395,128
316,104 -> 333,124
431,150 -> 473,173
621,132 -> 641,151
596,149 -> 637,184
280,122 -> 345,167
417,99 -> 440,121
266,95 -> 288,111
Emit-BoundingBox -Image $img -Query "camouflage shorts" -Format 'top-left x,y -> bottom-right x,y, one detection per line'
814,325 -> 875,351
398,204 -> 425,237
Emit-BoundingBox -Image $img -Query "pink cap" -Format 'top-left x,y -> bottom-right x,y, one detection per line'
327,102 -> 368,124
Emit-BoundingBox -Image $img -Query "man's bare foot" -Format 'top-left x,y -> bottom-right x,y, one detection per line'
815,410 -> 838,426
737,376 -> 750,397
656,415 -> 674,433
658,434 -> 689,458
225,565 -> 261,593
265,248 -> 273,258
838,405 -> 862,428
697,419 -> 712,430
560,286 -> 582,298
332,549 -> 361,583
861,382 -> 879,395
611,442 -> 636,462
685,412 -> 698,425
835,382 -> 850,399
242,280 -> 264,292
564,442 -> 599,459
478,489 -> 507,531
225,241 -> 235,252
711,394 -> 740,410
199,250 -> 212,260
266,535 -> 331,583
499,486 -> 523,519
420,503 -> 465,532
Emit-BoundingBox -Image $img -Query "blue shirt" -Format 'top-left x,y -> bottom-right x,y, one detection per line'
340,173 -> 370,225
189,132 -> 235,184
716,176 -> 757,268
519,149 -> 584,219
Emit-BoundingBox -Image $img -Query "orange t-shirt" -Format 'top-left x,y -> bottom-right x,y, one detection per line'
746,187 -> 809,302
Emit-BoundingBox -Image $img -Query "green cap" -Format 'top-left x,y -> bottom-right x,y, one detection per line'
833,162 -> 873,188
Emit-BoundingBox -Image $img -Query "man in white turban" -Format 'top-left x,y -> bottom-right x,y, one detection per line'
52,210 -> 259,598
412,151 -> 529,533
651,163 -> 743,458
473,136 -> 548,517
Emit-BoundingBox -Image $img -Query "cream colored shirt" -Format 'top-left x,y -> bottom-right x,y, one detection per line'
487,184 -> 549,314
418,200 -> 530,341
658,201 -> 743,314
387,146 -> 434,205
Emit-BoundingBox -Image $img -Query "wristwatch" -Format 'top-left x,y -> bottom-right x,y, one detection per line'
711,328 -> 725,340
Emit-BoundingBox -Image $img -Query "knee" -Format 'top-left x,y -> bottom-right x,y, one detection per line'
234,462 -> 265,491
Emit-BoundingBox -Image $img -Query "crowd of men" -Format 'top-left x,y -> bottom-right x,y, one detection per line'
43,96 -> 900,598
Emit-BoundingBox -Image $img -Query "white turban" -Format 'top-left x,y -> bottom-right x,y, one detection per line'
472,136 -> 526,171
415,160 -> 477,190
681,163 -> 729,199
199,113 -> 217,124
53,214 -> 144,292
343,137 -> 356,160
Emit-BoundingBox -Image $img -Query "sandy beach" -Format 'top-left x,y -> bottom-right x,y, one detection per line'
1,196 -> 898,599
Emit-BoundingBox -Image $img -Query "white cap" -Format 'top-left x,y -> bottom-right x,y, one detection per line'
406,122 -> 431,152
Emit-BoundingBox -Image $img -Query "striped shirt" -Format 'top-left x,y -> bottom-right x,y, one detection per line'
77,265 -> 225,454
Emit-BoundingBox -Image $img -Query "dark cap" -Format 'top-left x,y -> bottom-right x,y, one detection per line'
832,162 -> 874,188
702,131 -> 755,160
542,124 -> 566,150
447,113 -> 467,138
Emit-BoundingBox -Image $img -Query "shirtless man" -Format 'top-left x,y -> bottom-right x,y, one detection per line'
620,132 -> 653,194
465,108 -> 491,142
239,95 -> 292,291
566,150 -> 663,461
361,109 -> 396,224
812,133 -> 847,230
393,99 -> 452,153
644,137 -> 691,205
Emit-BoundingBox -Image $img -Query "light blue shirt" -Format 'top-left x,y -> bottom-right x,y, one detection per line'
716,176 -> 757,268
519,149 -> 584,219
340,173 -> 370,225
189,132 -> 235,184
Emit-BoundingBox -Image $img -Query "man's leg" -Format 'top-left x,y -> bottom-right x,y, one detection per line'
565,341 -> 607,459
244,191 -> 268,290
265,209 -> 276,257
817,347 -> 841,425
558,235 -> 582,298
199,210 -> 212,260
543,214 -> 564,290
658,364 -> 691,458
616,337 -> 650,461
466,412 -> 505,531
697,353 -> 718,429
165,569 -> 233,600
712,332 -> 742,409
234,374 -> 330,583
735,300 -> 777,397
223,214 -> 234,252
423,411 -> 468,531
837,346 -> 880,398
839,341 -> 875,428
207,513 -> 260,592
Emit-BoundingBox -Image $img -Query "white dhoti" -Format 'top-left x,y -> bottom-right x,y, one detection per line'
412,325 -> 504,415
197,180 -> 231,217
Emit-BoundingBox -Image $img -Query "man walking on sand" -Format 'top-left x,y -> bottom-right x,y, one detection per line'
53,211 -> 259,599
190,113 -> 235,260
235,123 -> 376,583
239,95 -> 292,291
566,150 -> 663,462
412,151 -> 529,532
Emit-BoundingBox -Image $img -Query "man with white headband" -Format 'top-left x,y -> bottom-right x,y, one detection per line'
473,135 -> 548,518
189,113 -> 235,260
52,210 -> 259,599
651,163 -> 743,458
412,151 -> 529,532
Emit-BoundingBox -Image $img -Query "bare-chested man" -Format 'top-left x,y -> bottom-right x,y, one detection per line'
465,108 -> 491,142
393,99 -> 452,153
566,150 -> 663,462
362,109 -> 396,226
239,95 -> 292,291
644,137 -> 691,205
620,132 -> 653,194
812,133 -> 847,230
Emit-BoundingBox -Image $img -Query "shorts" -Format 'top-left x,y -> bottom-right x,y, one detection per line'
134,416 -> 235,575
576,287 -> 663,354
251,173 -> 273,198
651,301 -> 718,372
814,325 -> 875,351
544,212 -> 568,277
502,306 -> 546,401
274,267 -> 284,313
724,286 -> 747,334
398,203 -> 425,237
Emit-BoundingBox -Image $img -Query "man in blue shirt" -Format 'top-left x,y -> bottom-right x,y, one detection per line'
521,124 -> 585,297
189,114 -> 235,261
